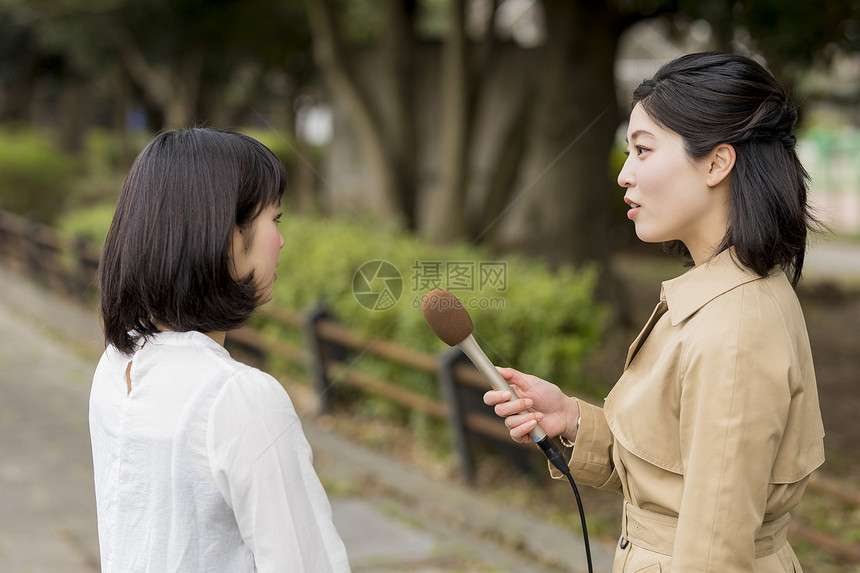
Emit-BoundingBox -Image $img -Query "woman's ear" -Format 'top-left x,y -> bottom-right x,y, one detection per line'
706,144 -> 736,187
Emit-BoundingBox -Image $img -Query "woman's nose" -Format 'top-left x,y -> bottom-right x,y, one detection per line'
617,157 -> 634,188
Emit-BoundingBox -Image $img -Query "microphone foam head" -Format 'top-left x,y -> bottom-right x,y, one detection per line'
421,289 -> 474,346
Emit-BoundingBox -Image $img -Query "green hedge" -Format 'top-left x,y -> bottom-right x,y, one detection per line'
57,201 -> 117,244
0,129 -> 77,224
265,213 -> 606,396
57,206 -> 606,437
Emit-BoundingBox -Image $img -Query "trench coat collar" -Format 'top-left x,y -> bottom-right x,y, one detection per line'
659,249 -> 768,327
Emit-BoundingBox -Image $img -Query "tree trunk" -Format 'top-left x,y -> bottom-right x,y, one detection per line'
469,87 -> 533,243
426,0 -> 470,242
509,0 -> 621,270
110,70 -> 136,169
56,72 -> 90,154
0,33 -> 39,122
280,82 -> 317,215
113,25 -> 201,129
378,0 -> 418,228
302,0 -> 402,222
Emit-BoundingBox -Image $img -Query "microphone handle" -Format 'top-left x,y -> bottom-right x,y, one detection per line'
457,334 -> 548,442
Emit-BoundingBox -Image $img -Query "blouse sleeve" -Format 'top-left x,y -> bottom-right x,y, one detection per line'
549,399 -> 623,494
207,370 -> 351,573
673,287 -> 792,571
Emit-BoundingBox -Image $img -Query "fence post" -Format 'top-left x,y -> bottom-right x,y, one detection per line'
0,210 -> 14,267
438,347 -> 476,483
72,236 -> 99,300
23,216 -> 45,281
304,303 -> 334,415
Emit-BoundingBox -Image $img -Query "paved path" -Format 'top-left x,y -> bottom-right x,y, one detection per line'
2,238 -> 856,573
0,264 -> 613,573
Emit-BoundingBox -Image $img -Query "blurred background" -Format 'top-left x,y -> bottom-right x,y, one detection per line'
1,0 -> 859,571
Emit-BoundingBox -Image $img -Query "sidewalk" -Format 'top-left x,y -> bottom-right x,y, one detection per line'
0,264 -> 613,573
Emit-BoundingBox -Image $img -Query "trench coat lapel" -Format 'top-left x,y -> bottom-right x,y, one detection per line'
624,299 -> 668,370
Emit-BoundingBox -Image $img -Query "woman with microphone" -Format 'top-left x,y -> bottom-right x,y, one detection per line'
485,52 -> 825,572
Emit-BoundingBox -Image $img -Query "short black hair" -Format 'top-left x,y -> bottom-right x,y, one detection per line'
632,52 -> 818,286
99,128 -> 286,354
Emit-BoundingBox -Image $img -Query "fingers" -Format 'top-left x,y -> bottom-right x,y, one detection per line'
494,397 -> 534,418
483,390 -> 533,414
496,367 -> 539,393
496,366 -> 516,380
495,367 -> 528,396
483,389 -> 510,406
485,369 -> 544,444
505,412 -> 544,442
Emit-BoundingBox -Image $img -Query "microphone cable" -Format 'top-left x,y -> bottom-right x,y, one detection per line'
565,471 -> 593,573
536,437 -> 593,573
419,290 -> 593,571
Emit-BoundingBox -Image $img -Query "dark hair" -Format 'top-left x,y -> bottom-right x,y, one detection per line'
99,128 -> 286,354
632,52 -> 816,286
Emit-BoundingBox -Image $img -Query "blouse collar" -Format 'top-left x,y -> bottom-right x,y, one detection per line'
143,330 -> 231,357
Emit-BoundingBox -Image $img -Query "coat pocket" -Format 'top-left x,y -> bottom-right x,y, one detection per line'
616,538 -> 671,572
625,543 -> 669,572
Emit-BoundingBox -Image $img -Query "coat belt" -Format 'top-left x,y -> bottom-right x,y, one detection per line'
620,501 -> 791,558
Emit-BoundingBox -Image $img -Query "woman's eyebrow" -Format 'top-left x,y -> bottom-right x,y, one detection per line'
627,129 -> 656,143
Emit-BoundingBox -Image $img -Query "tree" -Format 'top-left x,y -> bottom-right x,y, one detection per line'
304,0 -> 545,238
302,0 -> 860,272
106,0 -> 313,130
680,0 -> 859,83
301,0 -> 669,266
0,0 -> 314,134
302,0 -> 416,223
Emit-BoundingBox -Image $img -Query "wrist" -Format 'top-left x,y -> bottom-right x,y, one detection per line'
560,397 -> 581,447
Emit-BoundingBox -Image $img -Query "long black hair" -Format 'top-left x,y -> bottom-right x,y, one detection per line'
632,52 -> 817,286
99,128 -> 286,354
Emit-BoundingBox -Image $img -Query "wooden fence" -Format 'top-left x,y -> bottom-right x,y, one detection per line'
0,210 -> 101,299
1,208 -> 858,562
0,208 -> 531,483
229,301 -> 538,478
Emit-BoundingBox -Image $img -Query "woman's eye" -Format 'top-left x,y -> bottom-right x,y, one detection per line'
274,212 -> 282,224
623,146 -> 648,157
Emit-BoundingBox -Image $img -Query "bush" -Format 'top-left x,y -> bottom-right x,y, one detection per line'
267,213 -> 606,399
63,129 -> 152,209
54,205 -> 607,440
57,201 -> 117,244
0,129 -> 77,224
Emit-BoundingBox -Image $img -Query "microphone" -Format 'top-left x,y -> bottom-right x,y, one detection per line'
421,289 -> 593,573
421,289 -> 569,476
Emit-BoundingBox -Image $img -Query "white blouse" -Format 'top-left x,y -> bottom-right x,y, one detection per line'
89,330 -> 350,572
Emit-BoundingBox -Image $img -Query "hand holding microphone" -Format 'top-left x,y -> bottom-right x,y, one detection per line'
487,367 -> 579,445
420,289 -> 569,475
421,288 -> 592,573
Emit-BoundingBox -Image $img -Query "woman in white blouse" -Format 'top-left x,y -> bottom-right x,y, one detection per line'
90,128 -> 350,572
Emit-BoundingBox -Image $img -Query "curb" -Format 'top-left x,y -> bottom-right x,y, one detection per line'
304,419 -> 616,573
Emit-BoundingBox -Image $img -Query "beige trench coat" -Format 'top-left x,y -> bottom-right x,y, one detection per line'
553,250 -> 825,572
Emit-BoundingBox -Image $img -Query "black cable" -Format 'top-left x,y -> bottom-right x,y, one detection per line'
565,471 -> 593,573
536,438 -> 593,573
